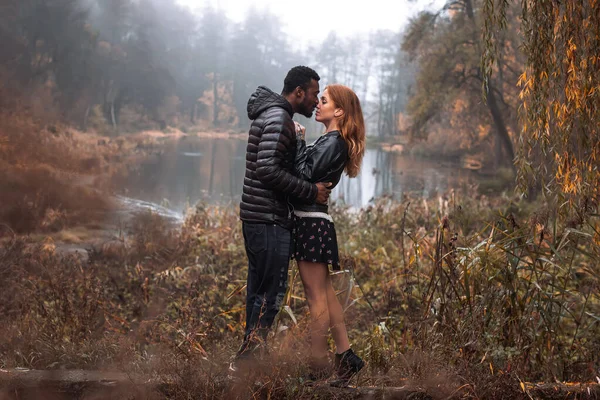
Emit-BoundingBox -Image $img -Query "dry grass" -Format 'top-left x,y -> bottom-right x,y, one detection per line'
1,192 -> 599,398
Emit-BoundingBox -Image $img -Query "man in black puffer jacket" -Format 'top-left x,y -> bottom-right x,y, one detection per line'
235,66 -> 331,366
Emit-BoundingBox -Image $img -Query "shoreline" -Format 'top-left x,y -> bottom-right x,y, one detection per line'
0,124 -> 502,250
128,128 -> 247,141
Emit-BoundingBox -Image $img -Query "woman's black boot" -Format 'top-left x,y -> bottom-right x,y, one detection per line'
329,348 -> 365,387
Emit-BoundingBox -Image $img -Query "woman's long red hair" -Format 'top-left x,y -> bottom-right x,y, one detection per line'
326,84 -> 366,177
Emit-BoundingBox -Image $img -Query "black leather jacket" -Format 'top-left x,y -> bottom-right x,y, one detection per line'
239,86 -> 318,229
292,130 -> 348,213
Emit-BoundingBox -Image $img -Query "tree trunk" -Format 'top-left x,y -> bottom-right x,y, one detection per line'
464,0 -> 514,168
83,104 -> 91,131
110,103 -> 117,131
493,135 -> 502,169
486,84 -> 515,167
378,92 -> 384,137
362,58 -> 372,104
208,140 -> 218,197
212,73 -> 219,127
465,0 -> 475,20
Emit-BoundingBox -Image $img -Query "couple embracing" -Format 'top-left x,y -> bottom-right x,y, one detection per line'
235,66 -> 366,387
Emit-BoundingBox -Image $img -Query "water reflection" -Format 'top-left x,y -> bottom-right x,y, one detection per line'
333,149 -> 475,207
127,137 -> 479,213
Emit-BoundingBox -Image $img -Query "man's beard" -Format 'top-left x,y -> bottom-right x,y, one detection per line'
300,104 -> 315,118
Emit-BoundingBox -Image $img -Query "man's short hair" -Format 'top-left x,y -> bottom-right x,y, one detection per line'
282,66 -> 320,94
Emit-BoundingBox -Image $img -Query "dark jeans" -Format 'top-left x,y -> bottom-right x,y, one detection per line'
238,222 -> 292,355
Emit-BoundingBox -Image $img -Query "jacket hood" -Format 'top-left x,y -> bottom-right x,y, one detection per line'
247,86 -> 294,120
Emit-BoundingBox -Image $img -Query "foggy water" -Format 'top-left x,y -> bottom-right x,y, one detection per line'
124,136 -> 481,214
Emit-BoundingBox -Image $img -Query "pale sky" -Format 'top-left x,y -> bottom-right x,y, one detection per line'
177,0 -> 447,49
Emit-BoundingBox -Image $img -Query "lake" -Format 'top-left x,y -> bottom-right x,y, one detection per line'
124,136 -> 481,215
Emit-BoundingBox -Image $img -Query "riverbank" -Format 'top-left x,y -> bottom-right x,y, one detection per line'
0,111 -> 515,253
0,112 -> 228,236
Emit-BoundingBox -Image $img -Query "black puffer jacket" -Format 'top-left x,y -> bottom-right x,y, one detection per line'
240,86 -> 317,229
292,131 -> 348,214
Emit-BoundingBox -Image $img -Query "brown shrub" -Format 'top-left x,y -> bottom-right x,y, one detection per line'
0,163 -> 111,233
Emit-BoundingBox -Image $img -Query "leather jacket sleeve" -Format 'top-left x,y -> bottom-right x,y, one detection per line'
255,117 -> 318,202
295,136 -> 345,182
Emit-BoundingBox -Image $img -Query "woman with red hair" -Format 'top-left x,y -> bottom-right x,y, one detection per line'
292,84 -> 366,387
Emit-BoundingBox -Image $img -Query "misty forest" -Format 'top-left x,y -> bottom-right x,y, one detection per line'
1,0 -> 599,398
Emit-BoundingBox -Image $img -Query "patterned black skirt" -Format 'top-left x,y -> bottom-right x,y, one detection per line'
292,214 -> 341,270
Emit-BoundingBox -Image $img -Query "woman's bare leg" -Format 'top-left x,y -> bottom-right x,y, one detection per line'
325,274 -> 350,354
298,261 -> 330,358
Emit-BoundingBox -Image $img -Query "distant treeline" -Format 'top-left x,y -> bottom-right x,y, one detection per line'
0,0 -> 415,137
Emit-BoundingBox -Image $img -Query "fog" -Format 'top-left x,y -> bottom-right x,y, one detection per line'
0,0 -> 441,137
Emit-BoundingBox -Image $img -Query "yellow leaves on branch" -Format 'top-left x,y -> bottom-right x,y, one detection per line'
514,0 -> 600,201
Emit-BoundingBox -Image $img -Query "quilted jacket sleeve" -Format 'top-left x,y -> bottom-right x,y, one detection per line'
255,113 -> 317,202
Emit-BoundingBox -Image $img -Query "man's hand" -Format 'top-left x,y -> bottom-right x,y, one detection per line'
294,121 -> 306,141
315,182 -> 332,205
